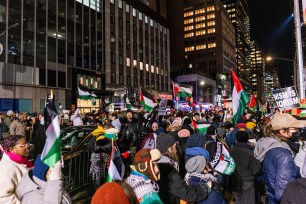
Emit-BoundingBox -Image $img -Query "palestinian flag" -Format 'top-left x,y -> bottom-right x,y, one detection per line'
211,142 -> 236,175
41,90 -> 61,167
249,95 -> 258,112
106,145 -> 125,182
78,85 -> 98,105
173,82 -> 193,97
140,88 -> 156,112
192,120 -> 210,134
232,70 -> 249,124
124,94 -> 134,109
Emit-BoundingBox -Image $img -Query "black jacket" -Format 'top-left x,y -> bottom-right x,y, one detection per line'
230,142 -> 262,188
118,118 -> 141,152
157,163 -> 209,204
281,177 -> 306,204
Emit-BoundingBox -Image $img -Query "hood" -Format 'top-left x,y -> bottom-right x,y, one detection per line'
254,136 -> 293,162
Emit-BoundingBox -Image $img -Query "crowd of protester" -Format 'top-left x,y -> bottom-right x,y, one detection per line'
1,106 -> 306,204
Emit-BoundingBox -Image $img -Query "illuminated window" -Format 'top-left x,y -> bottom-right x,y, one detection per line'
196,30 -> 206,36
184,25 -> 194,31
195,16 -> 205,22
208,43 -> 216,48
118,0 -> 122,8
126,4 -> 130,13
207,6 -> 215,12
207,13 -> 215,19
189,63 -> 193,68
184,18 -> 194,24
161,69 -> 164,75
151,65 -> 154,73
207,21 -> 215,26
207,28 -> 215,33
195,23 -> 205,29
133,60 -> 137,67
195,8 -> 205,15
184,11 -> 194,17
146,64 -> 149,71
156,67 -> 159,74
196,44 -> 207,50
184,32 -> 194,38
133,8 -> 136,17
110,0 -> 114,4
139,12 -> 143,20
140,62 -> 143,70
126,58 -> 130,66
185,46 -> 194,52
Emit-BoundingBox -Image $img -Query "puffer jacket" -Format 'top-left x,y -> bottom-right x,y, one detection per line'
254,136 -> 301,204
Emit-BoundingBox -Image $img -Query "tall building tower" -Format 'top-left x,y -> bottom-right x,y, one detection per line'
249,41 -> 264,102
222,0 -> 252,94
178,0 -> 236,95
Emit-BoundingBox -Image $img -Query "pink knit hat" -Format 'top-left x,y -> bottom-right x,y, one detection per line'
178,129 -> 190,138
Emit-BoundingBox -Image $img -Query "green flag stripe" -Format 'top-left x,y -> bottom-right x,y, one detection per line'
42,137 -> 61,167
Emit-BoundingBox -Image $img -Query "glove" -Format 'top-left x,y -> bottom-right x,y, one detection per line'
48,161 -> 62,181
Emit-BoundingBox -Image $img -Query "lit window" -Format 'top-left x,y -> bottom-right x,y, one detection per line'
133,8 -> 136,17
151,65 -> 154,73
185,46 -> 194,52
196,30 -> 206,36
156,67 -> 159,74
184,25 -> 194,31
118,0 -> 122,8
207,6 -> 215,12
161,69 -> 164,75
150,19 -> 154,27
207,13 -> 215,19
140,62 -> 143,70
189,63 -> 193,68
126,58 -> 130,66
110,0 -> 115,4
126,4 -> 130,13
195,8 -> 205,15
208,43 -> 216,48
184,11 -> 194,17
195,23 -> 205,29
133,60 -> 137,67
146,64 -> 149,71
196,44 -> 207,50
195,16 -> 205,22
184,32 -> 194,38
207,28 -> 215,34
207,21 -> 215,26
184,18 -> 194,24
145,16 -> 148,23
139,12 -> 143,20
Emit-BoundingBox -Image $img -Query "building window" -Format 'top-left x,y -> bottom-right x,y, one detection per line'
196,44 -> 207,50
119,55 -> 123,65
184,11 -> 194,17
207,21 -> 215,26
110,0 -> 115,4
133,42 -> 137,51
111,33 -> 115,43
111,15 -> 115,24
195,23 -> 205,29
126,4 -> 130,13
151,65 -> 154,73
139,12 -> 143,20
150,19 -> 154,27
185,46 -> 194,52
161,69 -> 164,75
195,8 -> 205,15
140,62 -> 143,70
119,18 -> 123,28
127,58 -> 130,66
196,30 -> 206,36
118,0 -> 123,8
111,53 -> 116,63
111,72 -> 116,83
126,21 -> 130,32
133,60 -> 137,67
48,70 -> 56,87
184,25 -> 194,31
207,28 -> 216,34
185,32 -> 194,38
119,74 -> 124,84
145,16 -> 148,24
184,18 -> 194,24
127,39 -> 130,49
195,16 -> 205,22
208,43 -> 216,48
146,64 -> 149,72
133,8 -> 137,17
207,6 -> 215,12
207,13 -> 215,19
127,76 -> 131,86
119,36 -> 123,47
156,67 -> 159,74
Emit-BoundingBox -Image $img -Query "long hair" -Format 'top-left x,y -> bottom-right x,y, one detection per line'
118,180 -> 139,204
263,123 -> 288,142
163,144 -> 180,163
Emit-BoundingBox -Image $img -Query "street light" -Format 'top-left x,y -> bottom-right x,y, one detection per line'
266,56 -> 294,62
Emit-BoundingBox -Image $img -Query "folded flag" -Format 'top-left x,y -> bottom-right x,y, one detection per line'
140,88 -> 156,112
41,90 -> 61,167
173,82 -> 193,97
78,85 -> 98,105
124,94 -> 134,109
211,142 -> 236,175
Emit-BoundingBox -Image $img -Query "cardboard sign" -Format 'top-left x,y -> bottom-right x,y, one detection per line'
158,99 -> 167,115
272,86 -> 299,110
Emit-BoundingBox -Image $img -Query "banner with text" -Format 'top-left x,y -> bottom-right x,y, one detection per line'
272,86 -> 299,110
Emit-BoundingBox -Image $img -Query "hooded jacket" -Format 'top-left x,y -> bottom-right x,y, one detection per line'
254,136 -> 301,203
16,170 -> 64,204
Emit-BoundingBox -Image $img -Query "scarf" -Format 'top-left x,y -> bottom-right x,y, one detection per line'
5,151 -> 34,168
89,152 -> 110,182
158,155 -> 179,172
126,171 -> 159,200
184,172 -> 217,183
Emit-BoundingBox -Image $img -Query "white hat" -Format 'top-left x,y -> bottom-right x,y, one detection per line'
7,110 -> 14,115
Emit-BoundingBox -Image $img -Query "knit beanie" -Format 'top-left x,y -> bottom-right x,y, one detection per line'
178,129 -> 191,138
236,128 -> 249,143
186,133 -> 206,148
0,135 -> 24,152
91,182 -> 130,204
185,156 -> 206,173
156,133 -> 176,152
207,126 -> 217,135
133,149 -> 161,181
33,154 -> 49,181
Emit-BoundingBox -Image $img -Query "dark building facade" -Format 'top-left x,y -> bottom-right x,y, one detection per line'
0,0 -> 171,112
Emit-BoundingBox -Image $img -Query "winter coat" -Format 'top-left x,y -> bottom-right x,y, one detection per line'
157,161 -> 209,204
2,116 -> 12,138
9,119 -> 25,137
0,154 -> 28,204
230,142 -> 262,190
0,119 -> 9,140
294,141 -> 306,177
226,123 -> 251,147
254,136 -> 301,203
16,170 -> 65,204
33,124 -> 46,159
188,175 -> 227,204
118,118 -> 141,152
281,177 -> 306,204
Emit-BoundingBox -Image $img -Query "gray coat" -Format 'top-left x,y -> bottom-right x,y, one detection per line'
16,170 -> 64,204
2,116 -> 11,138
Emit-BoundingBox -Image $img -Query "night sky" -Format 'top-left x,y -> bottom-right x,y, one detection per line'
248,0 -> 295,87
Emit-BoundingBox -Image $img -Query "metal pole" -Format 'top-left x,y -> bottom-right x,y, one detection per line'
294,0 -> 305,98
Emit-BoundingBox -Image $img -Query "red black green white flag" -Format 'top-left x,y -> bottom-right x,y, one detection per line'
41,90 -> 61,167
140,88 -> 156,112
173,82 -> 193,97
249,95 -> 258,112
